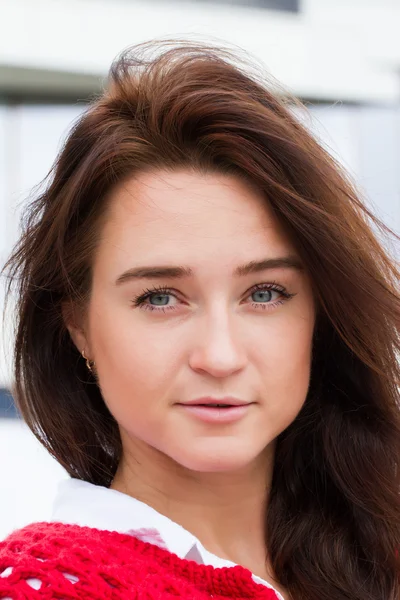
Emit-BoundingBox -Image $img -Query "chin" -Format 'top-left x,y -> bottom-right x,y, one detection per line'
170,442 -> 264,473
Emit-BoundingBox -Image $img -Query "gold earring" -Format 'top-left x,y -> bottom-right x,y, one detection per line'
82,349 -> 95,372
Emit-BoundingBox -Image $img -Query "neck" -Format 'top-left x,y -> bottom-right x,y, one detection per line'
110,436 -> 276,579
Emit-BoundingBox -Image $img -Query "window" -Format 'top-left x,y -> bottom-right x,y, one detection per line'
168,0 -> 299,12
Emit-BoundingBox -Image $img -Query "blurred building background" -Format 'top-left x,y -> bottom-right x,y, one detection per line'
0,0 -> 399,537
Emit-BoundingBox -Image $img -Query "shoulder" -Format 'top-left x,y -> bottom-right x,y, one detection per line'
0,521 -> 153,598
0,522 -> 101,596
0,522 -> 219,599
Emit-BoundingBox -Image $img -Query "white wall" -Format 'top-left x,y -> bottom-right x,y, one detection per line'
0,420 -> 68,539
307,105 -> 400,234
0,107 -> 7,379
0,105 -> 84,387
0,0 -> 400,102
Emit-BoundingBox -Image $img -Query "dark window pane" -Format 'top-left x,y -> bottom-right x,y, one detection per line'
0,389 -> 18,419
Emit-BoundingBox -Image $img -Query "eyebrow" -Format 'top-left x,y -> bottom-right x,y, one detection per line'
115,256 -> 303,285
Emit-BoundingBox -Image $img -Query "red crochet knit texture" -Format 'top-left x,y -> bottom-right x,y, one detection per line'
0,522 -> 280,599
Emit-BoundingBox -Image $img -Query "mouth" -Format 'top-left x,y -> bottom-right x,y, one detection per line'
181,396 -> 251,407
186,403 -> 238,408
176,401 -> 254,424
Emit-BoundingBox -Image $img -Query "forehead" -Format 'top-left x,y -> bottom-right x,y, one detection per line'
93,171 -> 297,286
95,170 -> 297,274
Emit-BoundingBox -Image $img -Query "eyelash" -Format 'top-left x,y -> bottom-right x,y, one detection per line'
131,282 -> 296,313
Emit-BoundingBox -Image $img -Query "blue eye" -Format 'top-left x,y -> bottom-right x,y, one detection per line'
246,284 -> 294,311
132,286 -> 179,312
148,293 -> 171,306
251,289 -> 274,303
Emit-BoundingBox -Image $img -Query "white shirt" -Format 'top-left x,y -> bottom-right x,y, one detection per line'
52,478 -> 284,600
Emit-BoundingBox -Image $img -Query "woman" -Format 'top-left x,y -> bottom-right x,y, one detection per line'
1,40 -> 399,600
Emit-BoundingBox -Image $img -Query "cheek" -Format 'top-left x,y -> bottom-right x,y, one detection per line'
268,328 -> 312,384
87,300 -> 180,409
253,304 -> 313,367
252,312 -> 314,426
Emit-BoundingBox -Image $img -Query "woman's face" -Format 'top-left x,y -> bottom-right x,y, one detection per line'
70,169 -> 315,473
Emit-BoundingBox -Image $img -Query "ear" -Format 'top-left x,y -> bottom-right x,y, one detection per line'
62,300 -> 91,357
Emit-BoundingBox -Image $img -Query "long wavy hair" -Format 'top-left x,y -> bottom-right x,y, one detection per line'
3,41 -> 400,599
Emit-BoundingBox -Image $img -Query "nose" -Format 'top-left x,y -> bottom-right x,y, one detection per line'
188,308 -> 247,378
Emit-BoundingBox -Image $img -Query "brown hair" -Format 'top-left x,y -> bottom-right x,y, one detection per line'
3,41 -> 400,599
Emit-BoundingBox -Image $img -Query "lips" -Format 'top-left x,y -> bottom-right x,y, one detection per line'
176,397 -> 254,424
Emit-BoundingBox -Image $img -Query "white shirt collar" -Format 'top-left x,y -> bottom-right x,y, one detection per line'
52,478 -> 283,600
52,478 -> 198,559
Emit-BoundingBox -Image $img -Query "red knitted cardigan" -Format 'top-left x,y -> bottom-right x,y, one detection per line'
0,521 -> 280,599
